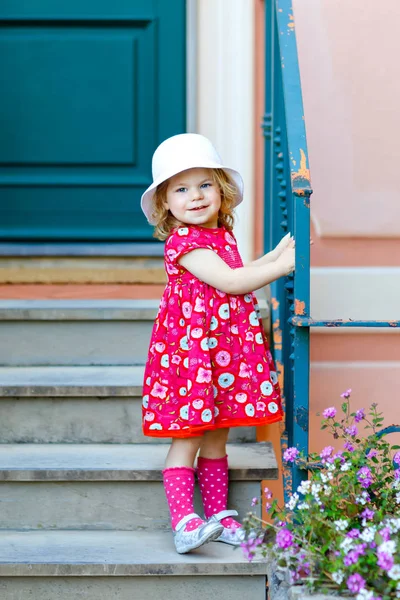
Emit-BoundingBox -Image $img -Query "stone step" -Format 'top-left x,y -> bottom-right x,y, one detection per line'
0,254 -> 166,284
0,298 -> 269,366
0,366 -> 256,444
0,530 -> 267,599
0,443 -> 277,531
0,299 -> 158,366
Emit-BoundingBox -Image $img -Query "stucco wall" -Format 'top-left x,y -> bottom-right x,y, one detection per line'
293,0 -> 400,446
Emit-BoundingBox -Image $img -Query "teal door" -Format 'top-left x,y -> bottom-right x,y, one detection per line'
0,0 -> 186,241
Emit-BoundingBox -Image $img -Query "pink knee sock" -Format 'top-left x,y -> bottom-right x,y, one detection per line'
163,467 -> 205,532
196,455 -> 242,530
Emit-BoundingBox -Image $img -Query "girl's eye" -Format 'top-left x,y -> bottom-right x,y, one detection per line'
201,182 -> 212,188
176,187 -> 187,193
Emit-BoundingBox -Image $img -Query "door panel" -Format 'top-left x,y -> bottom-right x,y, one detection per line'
0,0 -> 186,240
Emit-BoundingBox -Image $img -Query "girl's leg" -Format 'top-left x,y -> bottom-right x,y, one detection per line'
165,436 -> 202,469
163,436 -> 204,532
197,428 -> 242,531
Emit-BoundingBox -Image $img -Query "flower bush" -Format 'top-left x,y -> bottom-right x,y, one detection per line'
242,391 -> 400,599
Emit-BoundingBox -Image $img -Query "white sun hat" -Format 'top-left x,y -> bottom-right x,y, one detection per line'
140,133 -> 244,224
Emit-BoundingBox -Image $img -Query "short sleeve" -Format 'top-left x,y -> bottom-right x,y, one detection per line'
165,226 -> 217,269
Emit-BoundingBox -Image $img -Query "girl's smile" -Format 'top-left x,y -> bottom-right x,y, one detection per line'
164,167 -> 221,228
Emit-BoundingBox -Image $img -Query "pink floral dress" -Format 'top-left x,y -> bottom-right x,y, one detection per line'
142,225 -> 283,438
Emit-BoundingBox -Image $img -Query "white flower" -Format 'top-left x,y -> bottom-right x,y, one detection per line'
297,480 -> 311,495
340,537 -> 355,553
340,462 -> 351,472
334,519 -> 349,532
298,502 -> 310,510
389,566 -> 400,581
355,495 -> 367,506
331,570 -> 344,584
396,492 -> 400,504
320,472 -> 333,483
360,526 -> 376,543
356,589 -> 374,600
355,490 -> 371,506
388,519 -> 400,533
285,493 -> 299,511
311,483 -> 322,497
379,540 -> 397,556
323,485 -> 332,496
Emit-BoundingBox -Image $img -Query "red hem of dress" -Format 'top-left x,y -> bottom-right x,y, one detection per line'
143,412 -> 284,439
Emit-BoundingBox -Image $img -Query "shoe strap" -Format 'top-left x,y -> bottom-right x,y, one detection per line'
175,512 -> 202,532
210,509 -> 238,522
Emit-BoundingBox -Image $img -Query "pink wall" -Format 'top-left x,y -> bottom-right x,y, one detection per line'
256,1 -> 400,510
292,0 -> 400,449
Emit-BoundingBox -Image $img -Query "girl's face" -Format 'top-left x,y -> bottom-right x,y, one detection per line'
164,168 -> 221,228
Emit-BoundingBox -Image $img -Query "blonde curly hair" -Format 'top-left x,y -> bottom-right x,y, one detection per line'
151,168 -> 239,241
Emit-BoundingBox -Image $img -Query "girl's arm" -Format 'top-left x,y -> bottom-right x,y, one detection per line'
178,243 -> 295,295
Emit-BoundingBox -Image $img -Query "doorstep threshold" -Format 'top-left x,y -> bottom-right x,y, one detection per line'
0,242 -> 164,257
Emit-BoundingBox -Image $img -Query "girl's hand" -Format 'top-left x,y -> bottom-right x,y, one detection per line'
273,232 -> 294,260
275,239 -> 295,276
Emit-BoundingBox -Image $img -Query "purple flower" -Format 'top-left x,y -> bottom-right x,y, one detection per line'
361,508 -> 375,521
251,497 -> 258,506
345,425 -> 358,437
344,441 -> 355,452
380,527 -> 391,542
377,551 -> 394,571
394,469 -> 400,481
357,466 -> 373,488
333,451 -> 346,464
367,449 -> 378,459
276,528 -> 294,549
344,543 -> 367,565
264,487 -> 272,499
283,447 -> 299,463
320,445 -> 334,459
241,535 -> 263,562
347,528 -> 360,539
394,451 -> 400,466
346,573 -> 366,593
322,407 -> 337,419
265,502 -> 271,511
344,550 -> 360,566
341,389 -> 352,399
354,408 -> 365,423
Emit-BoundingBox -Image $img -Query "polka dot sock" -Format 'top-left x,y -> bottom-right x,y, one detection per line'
197,455 -> 242,530
162,467 -> 205,532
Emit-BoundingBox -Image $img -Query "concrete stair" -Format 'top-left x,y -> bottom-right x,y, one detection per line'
0,300 -> 158,366
0,443 -> 275,531
0,531 -> 267,599
0,299 -> 276,599
0,366 -> 256,443
0,298 -> 269,366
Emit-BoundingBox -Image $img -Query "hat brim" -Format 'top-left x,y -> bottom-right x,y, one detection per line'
141,160 -> 244,225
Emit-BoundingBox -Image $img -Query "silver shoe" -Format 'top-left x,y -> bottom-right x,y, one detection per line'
208,510 -> 245,546
173,512 -> 224,554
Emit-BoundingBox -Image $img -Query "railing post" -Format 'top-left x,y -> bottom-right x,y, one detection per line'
265,0 -> 313,497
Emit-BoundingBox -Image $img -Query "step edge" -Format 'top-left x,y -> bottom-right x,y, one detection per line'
0,467 -> 279,482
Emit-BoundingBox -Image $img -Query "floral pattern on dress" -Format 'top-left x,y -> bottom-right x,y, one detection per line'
142,225 -> 283,437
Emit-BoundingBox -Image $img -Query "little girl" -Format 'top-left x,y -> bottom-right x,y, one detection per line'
140,134 -> 295,554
